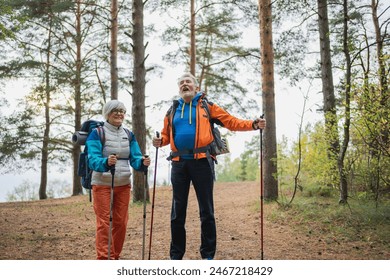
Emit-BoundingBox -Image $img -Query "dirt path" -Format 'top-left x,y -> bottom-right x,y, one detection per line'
0,182 -> 388,260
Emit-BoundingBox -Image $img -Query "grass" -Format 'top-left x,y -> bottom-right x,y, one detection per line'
266,189 -> 390,247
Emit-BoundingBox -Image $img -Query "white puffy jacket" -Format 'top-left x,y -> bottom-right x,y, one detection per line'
87,121 -> 144,187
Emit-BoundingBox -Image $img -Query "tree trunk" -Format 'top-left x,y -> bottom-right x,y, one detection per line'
39,45 -> 50,200
258,0 -> 278,200
317,0 -> 340,186
39,15 -> 55,200
338,0 -> 351,204
372,0 -> 388,97
371,0 -> 389,147
72,0 -> 83,196
111,0 -> 118,100
131,0 -> 148,202
369,0 -> 388,201
190,0 -> 196,76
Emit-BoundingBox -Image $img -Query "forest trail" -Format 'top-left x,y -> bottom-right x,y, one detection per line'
0,181 -> 388,260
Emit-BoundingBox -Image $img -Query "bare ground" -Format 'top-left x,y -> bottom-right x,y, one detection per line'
0,181 -> 388,260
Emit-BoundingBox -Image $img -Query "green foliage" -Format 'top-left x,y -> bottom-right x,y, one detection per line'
288,122 -> 338,189
242,136 -> 260,181
276,135 -> 295,192
10,0 -> 74,17
160,0 -> 260,116
216,155 -> 240,182
278,115 -> 389,203
0,1 -> 15,40
216,135 -> 260,182
268,194 -> 390,246
0,102 -> 42,169
274,29 -> 309,85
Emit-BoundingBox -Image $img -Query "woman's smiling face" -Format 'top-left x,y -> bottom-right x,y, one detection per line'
108,108 -> 126,127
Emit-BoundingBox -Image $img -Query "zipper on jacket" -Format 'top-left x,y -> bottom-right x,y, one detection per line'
195,100 -> 201,160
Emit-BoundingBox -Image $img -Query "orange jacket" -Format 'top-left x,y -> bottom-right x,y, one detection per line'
160,95 -> 255,161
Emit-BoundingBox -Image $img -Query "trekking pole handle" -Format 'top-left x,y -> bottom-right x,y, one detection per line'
259,114 -> 264,260
260,114 -> 265,131
110,153 -> 116,175
153,131 -> 161,147
143,155 -> 149,175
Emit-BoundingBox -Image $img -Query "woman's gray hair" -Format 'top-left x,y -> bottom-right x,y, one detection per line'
102,100 -> 127,120
177,73 -> 199,87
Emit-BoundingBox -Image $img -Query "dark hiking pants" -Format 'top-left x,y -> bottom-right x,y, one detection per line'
170,158 -> 216,260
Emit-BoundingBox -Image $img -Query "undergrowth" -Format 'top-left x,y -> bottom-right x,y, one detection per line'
266,191 -> 390,246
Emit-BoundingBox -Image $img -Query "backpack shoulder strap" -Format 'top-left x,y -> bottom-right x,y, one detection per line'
201,99 -> 211,120
96,126 -> 105,145
166,100 -> 180,116
166,99 -> 180,130
123,128 -> 132,142
201,98 -> 224,127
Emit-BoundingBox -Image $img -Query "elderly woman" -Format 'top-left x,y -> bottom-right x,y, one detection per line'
86,100 -> 150,260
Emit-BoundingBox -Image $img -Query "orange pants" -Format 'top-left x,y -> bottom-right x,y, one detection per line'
92,184 -> 131,260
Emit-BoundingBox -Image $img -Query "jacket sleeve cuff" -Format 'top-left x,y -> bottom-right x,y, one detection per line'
104,158 -> 110,170
252,120 -> 258,130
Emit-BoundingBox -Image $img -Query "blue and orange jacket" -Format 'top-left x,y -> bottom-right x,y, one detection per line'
160,93 -> 256,161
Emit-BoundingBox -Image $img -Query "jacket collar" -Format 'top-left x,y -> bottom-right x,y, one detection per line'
104,121 -> 122,131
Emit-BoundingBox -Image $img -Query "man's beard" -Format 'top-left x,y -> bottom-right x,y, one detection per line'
179,90 -> 196,100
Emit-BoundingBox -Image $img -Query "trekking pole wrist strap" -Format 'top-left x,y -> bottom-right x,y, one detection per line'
252,120 -> 259,130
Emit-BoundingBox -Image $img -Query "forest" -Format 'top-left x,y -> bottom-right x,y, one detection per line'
0,0 -> 389,209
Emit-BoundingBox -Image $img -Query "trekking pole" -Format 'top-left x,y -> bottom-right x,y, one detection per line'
148,131 -> 160,260
259,115 -> 264,260
142,154 -> 149,260
107,154 -> 116,260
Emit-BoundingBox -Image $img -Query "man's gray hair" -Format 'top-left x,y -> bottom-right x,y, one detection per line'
102,100 -> 127,120
177,72 -> 199,86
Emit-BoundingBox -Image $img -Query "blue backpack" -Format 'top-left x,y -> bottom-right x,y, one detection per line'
72,120 -> 132,201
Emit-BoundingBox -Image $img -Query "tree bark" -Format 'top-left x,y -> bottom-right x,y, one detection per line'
338,0 -> 351,204
39,16 -> 52,200
111,0 -> 118,100
258,0 -> 278,200
369,0 -> 388,201
131,0 -> 148,202
371,0 -> 389,146
72,0 -> 83,196
317,0 -> 340,186
190,0 -> 196,76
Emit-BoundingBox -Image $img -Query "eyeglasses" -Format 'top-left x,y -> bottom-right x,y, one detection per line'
111,108 -> 126,115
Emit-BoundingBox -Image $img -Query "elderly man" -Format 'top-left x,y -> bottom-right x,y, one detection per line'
153,73 -> 266,260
